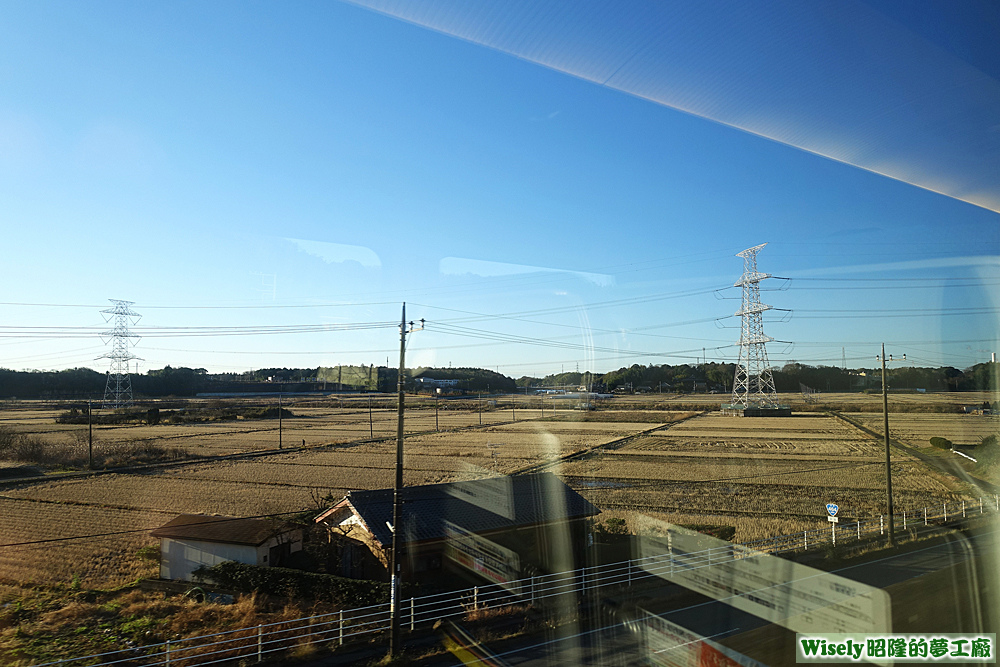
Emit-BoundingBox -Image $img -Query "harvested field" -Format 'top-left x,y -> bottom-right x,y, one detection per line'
845,412 -> 1000,449
0,414 -> 660,587
535,410 -> 699,423
0,497 -> 161,587
0,399 -> 988,589
560,412 -> 970,539
3,473 -> 317,517
560,455 -> 948,492
0,398 -> 522,461
620,413 -> 881,457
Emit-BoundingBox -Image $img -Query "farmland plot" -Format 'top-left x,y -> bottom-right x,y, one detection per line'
0,403 -> 979,588
0,413 -> 663,587
563,412 -> 967,541
4,473 -> 317,517
156,451 -> 477,489
621,413 -> 883,457
0,399 -> 521,462
846,412 -> 999,448
397,420 -> 660,472
560,454 -> 947,493
0,497 -> 161,587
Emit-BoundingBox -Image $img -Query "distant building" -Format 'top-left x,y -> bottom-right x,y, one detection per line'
151,514 -> 303,582
414,377 -> 461,389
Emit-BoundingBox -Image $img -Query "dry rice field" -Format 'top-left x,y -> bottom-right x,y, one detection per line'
558,412 -> 973,543
0,405 -> 669,587
0,497 -> 162,588
0,397 -> 524,458
0,398 -> 988,587
845,412 -> 999,449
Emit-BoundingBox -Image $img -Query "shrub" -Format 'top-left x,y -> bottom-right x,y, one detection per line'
929,437 -> 953,449
975,435 -> 1000,476
0,427 -> 186,469
0,428 -> 52,464
194,561 -> 390,607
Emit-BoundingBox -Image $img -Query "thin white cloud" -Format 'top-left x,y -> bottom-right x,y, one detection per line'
792,255 -> 999,277
440,257 -> 614,287
286,238 -> 381,269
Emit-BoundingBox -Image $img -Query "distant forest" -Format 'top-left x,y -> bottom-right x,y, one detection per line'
0,365 -> 516,399
519,361 -> 998,394
0,361 -> 994,400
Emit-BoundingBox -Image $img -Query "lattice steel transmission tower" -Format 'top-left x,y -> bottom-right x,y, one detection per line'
99,300 -> 141,409
731,243 -> 778,409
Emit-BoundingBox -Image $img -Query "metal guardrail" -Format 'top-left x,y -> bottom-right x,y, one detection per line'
35,495 -> 999,667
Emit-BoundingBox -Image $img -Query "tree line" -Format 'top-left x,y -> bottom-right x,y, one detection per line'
0,365 -> 517,399
0,361 -> 994,400
519,361 -> 998,394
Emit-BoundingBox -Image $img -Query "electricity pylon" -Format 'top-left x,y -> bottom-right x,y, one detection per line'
98,299 -> 141,409
731,244 -> 778,409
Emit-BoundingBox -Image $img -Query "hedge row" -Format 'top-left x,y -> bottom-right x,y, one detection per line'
929,437 -> 953,449
195,561 -> 389,607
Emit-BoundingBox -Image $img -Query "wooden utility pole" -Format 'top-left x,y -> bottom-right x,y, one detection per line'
278,393 -> 283,450
369,396 -> 373,439
881,344 -> 895,547
87,399 -> 93,469
389,304 -> 423,658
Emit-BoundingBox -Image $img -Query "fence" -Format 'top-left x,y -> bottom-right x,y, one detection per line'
36,495 -> 999,667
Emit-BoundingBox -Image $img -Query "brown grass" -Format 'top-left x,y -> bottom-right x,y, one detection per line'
0,585 -> 335,667
0,497 -> 162,588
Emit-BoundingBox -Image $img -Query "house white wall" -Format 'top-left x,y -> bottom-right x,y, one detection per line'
160,538 -> 258,582
159,532 -> 304,582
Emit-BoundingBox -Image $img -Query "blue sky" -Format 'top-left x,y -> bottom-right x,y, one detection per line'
1,1 -> 998,377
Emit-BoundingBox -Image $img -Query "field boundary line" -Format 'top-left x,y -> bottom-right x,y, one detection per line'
510,411 -> 708,476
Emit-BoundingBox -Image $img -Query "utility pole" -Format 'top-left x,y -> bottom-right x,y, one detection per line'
88,398 -> 93,469
369,395 -> 373,439
878,344 -> 904,547
435,392 -> 439,431
478,393 -> 482,425
278,392 -> 282,450
389,304 -> 423,658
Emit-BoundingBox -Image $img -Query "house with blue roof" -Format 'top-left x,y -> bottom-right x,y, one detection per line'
314,472 -> 599,587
